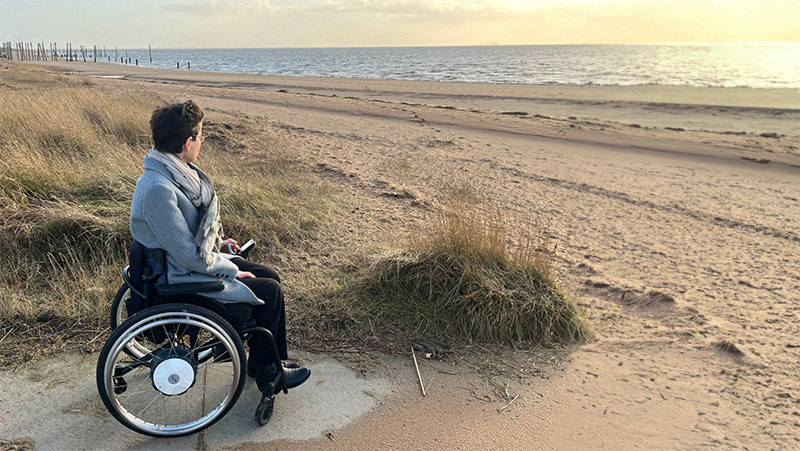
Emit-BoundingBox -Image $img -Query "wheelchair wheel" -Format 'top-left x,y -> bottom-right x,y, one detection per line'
97,303 -> 247,437
110,283 -> 130,331
110,284 -> 151,360
255,395 -> 275,426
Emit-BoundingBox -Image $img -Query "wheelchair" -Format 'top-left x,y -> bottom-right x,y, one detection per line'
96,242 -> 286,437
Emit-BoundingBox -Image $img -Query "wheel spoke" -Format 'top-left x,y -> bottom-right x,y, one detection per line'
137,393 -> 162,418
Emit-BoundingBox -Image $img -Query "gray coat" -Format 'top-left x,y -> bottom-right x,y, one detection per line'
130,156 -> 262,305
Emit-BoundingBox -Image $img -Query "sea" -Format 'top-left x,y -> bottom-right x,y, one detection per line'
109,43 -> 800,89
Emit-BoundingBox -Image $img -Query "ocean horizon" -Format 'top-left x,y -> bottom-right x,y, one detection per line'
82,43 -> 800,89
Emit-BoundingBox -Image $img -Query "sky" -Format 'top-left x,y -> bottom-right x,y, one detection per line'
1,0 -> 799,49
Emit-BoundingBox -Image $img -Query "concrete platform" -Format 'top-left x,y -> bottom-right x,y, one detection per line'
0,351 -> 393,449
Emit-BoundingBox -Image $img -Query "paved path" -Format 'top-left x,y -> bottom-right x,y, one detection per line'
0,351 -> 392,450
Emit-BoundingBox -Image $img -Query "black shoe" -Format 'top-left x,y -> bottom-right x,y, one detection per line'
249,360 -> 299,378
284,366 -> 311,390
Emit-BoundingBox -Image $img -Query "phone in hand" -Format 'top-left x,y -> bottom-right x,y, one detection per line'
238,239 -> 255,259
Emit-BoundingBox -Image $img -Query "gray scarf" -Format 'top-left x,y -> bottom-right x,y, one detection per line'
148,148 -> 223,265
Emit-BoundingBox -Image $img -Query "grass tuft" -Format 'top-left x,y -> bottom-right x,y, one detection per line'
350,201 -> 591,346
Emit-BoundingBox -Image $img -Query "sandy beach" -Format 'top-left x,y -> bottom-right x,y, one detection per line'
16,60 -> 800,449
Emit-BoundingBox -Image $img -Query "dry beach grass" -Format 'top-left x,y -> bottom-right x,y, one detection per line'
0,63 -> 344,364
0,61 -> 586,368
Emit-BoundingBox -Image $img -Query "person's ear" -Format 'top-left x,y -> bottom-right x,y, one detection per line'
183,136 -> 193,151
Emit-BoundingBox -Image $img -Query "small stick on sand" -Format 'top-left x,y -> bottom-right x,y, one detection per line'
498,394 -> 520,412
412,346 -> 426,396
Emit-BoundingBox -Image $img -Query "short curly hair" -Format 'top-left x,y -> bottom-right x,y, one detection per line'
150,100 -> 204,154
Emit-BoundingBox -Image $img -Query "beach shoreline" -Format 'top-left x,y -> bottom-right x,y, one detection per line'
29,60 -> 800,135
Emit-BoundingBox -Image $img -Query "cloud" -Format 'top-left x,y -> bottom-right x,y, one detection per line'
161,0 -> 281,16
308,0 -> 521,20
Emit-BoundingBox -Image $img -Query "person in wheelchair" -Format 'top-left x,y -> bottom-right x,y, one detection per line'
129,99 -> 310,396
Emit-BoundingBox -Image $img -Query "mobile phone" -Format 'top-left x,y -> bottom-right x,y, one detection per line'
238,239 -> 255,257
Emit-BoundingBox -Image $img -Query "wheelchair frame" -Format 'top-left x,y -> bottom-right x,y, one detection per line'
96,265 -> 287,437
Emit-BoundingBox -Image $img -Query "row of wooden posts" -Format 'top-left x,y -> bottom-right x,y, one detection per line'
0,42 -> 110,62
0,43 -> 191,69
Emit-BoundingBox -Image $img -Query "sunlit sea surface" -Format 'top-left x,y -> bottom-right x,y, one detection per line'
113,43 -> 800,89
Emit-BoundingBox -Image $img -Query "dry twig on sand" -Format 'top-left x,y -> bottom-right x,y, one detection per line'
497,394 -> 520,412
412,346 -> 426,396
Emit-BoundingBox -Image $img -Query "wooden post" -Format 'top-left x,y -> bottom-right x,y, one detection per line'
177,62 -> 180,69
148,44 -> 152,63
187,61 -> 190,70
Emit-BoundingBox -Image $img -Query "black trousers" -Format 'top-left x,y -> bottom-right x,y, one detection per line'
221,258 -> 288,364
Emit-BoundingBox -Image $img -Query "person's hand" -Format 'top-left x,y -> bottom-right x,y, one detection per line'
221,238 -> 239,254
236,271 -> 255,279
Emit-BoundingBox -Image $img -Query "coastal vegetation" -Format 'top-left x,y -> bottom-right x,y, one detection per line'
0,63 -> 340,363
348,201 -> 590,345
0,61 -> 589,366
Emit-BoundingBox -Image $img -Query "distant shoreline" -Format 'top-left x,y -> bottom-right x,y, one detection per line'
25,60 -> 800,110
16,59 -> 798,142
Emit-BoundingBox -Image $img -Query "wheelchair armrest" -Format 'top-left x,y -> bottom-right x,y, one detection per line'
156,280 -> 225,296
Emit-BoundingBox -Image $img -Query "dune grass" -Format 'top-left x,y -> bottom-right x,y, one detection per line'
0,63 -> 341,364
343,200 -> 591,346
0,61 -> 588,366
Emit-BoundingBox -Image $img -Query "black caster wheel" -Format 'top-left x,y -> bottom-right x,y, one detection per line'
255,395 -> 275,426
